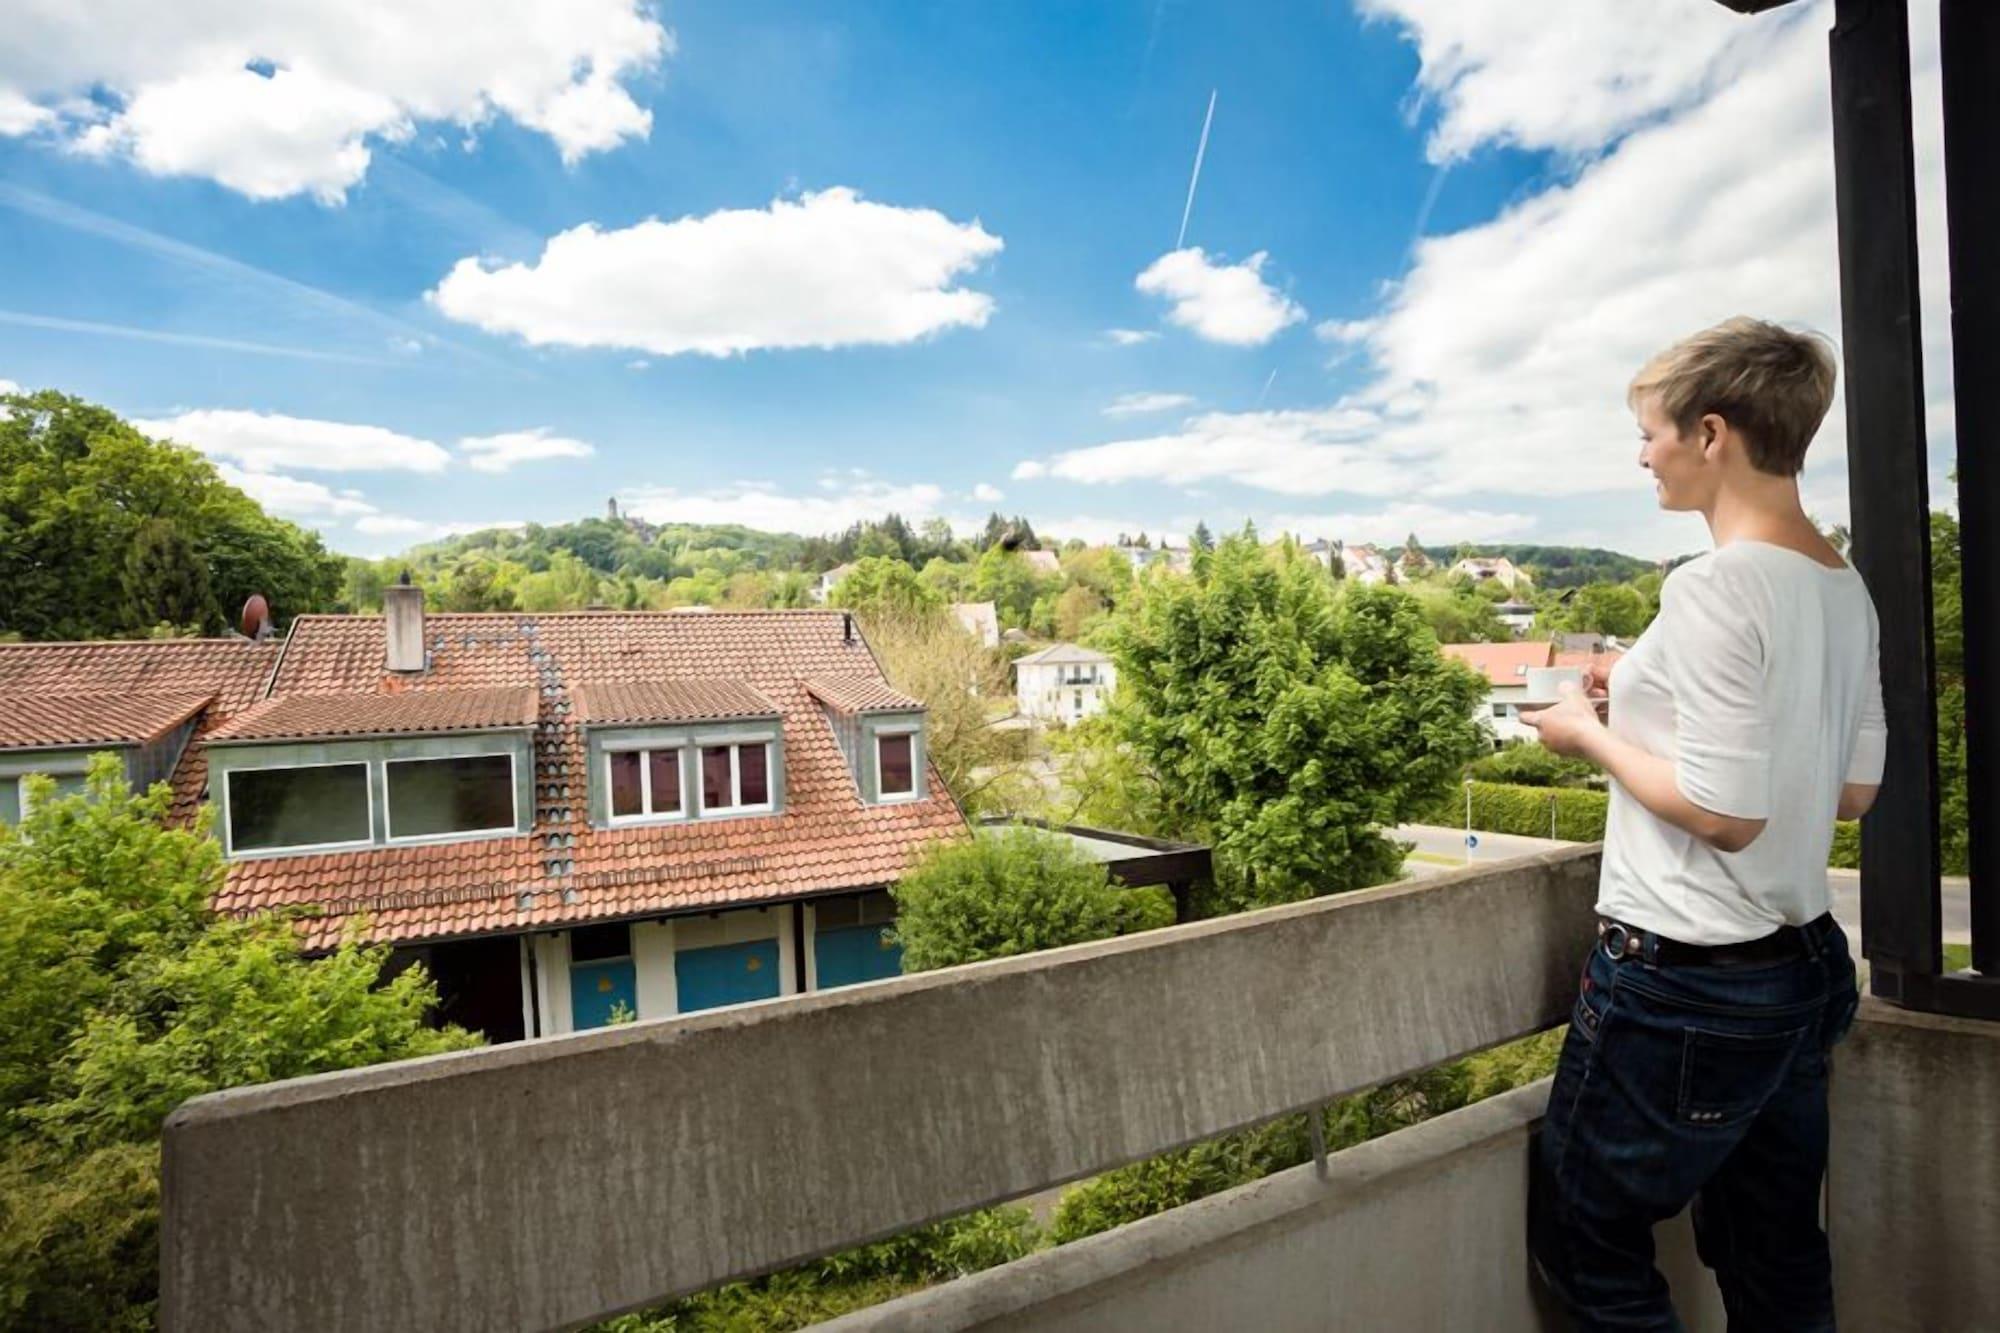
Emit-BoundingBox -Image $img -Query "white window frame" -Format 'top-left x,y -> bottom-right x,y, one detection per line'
697,740 -> 775,816
224,759 -> 376,857
874,727 -> 920,803
604,745 -> 688,826
14,767 -> 90,822
383,752 -> 520,845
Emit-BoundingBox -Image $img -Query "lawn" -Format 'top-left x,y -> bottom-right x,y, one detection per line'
1944,942 -> 1975,973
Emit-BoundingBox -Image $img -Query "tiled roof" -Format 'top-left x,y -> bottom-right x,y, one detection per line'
572,679 -> 778,727
0,638 -> 278,712
803,674 -> 923,715
1554,647 -> 1626,676
1439,640 -> 1556,687
223,611 -> 965,949
207,686 -> 539,743
0,691 -> 213,750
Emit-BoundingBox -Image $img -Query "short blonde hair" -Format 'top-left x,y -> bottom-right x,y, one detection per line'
1628,317 -> 1838,476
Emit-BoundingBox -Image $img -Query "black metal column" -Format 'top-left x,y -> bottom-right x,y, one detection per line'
1941,0 -> 1999,983
1829,0 -> 1942,1001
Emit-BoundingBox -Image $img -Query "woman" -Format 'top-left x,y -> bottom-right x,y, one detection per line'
1520,317 -> 1885,1332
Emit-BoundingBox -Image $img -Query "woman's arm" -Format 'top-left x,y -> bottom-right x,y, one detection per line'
1837,782 -> 1879,821
1524,691 -> 1768,852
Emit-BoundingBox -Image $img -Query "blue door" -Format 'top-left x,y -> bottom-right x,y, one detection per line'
814,924 -> 904,989
570,958 -> 638,1030
676,939 -> 782,1013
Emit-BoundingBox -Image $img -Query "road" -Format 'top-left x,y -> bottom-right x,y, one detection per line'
1393,823 -> 1973,945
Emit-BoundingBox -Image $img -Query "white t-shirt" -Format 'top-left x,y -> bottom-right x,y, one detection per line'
1596,540 -> 1887,944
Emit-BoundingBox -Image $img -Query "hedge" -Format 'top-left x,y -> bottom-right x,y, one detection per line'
1422,781 -> 1865,870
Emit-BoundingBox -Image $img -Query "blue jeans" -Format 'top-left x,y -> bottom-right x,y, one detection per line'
1529,917 -> 1860,1332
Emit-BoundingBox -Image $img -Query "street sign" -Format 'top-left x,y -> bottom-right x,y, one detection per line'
1466,834 -> 1479,849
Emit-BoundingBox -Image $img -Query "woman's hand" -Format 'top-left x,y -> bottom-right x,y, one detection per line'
1519,683 -> 1606,759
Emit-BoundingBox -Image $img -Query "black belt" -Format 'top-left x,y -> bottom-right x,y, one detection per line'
1597,913 -> 1834,968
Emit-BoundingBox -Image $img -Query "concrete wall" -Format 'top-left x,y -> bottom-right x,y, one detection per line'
160,847 -> 1603,1332
837,995 -> 2000,1333
823,1082 -> 1724,1333
1829,998 -> 2000,1332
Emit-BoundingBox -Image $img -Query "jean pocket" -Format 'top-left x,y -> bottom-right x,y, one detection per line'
1823,986 -> 1860,1053
1678,1024 -> 1809,1127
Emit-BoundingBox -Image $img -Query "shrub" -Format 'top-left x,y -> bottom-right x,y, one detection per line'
1419,780 -> 1610,842
1464,742 -> 1601,789
892,828 -> 1144,972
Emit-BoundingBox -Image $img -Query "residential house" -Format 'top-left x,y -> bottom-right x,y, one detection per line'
950,601 -> 1000,649
1440,639 -> 1624,747
1339,543 -> 1393,584
1448,555 -> 1531,591
1020,548 -> 1062,577
1014,643 -> 1116,723
1,596 -> 965,1042
1112,543 -> 1193,576
812,562 -> 858,605
1494,600 -> 1538,638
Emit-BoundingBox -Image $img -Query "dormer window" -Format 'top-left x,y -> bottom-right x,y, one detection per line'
876,731 -> 916,801
607,747 -> 685,824
701,741 -> 772,813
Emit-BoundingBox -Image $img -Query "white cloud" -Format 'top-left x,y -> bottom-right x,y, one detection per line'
1103,391 -> 1196,418
1011,460 -> 1047,481
1134,248 -> 1304,346
0,1 -> 669,202
1353,0 -> 1760,163
429,187 -> 1003,357
353,514 -> 437,537
620,478 -> 956,536
971,483 -> 1005,503
0,378 -> 18,395
212,463 -> 377,519
1041,8 -> 1952,537
1270,502 -> 1537,546
135,409 -> 451,474
458,427 -> 594,473
1104,328 -> 1159,346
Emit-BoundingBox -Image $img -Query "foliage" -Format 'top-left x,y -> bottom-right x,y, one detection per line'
0,390 -> 342,639
595,1207 -> 1040,1333
1101,535 -> 1488,911
1465,741 -> 1602,789
1419,780 -> 1612,842
0,757 -> 476,1330
1931,510 -> 1968,877
973,547 -> 1057,629
862,610 -> 1036,816
1541,582 -> 1655,639
892,828 -> 1150,972
1404,581 -> 1508,644
831,557 -> 944,627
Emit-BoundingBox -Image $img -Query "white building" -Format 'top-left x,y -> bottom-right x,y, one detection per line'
813,562 -> 858,605
1014,643 -> 1116,723
1340,543 -> 1393,584
951,601 -> 1001,648
1449,556 -> 1531,591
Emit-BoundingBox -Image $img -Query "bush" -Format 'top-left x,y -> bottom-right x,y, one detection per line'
1828,819 -> 1860,870
1419,780 -> 1610,842
1464,742 -> 1601,789
892,828 -> 1145,972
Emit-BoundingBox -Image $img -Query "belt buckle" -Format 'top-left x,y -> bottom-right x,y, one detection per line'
1600,922 -> 1633,961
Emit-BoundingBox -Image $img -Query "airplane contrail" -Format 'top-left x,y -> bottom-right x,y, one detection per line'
1176,89 -> 1216,252
1256,367 -> 1277,405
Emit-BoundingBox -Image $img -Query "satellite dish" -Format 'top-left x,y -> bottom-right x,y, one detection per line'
240,594 -> 272,640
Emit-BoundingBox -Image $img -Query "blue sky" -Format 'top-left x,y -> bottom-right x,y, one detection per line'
0,1 -> 1957,558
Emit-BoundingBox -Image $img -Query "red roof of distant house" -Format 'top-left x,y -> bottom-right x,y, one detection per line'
207,687 -> 540,743
208,611 -> 964,949
1554,647 -> 1626,677
571,679 -> 778,726
1439,641 -> 1556,686
803,675 -> 923,715
0,691 -> 213,749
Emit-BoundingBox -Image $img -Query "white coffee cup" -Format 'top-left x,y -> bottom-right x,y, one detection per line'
1522,666 -> 1586,708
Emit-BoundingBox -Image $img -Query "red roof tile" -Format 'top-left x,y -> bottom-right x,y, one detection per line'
0,691 -> 213,749
0,638 -> 278,712
208,686 -> 539,743
1439,640 -> 1555,687
223,611 -> 965,949
572,679 -> 777,727
803,674 -> 923,715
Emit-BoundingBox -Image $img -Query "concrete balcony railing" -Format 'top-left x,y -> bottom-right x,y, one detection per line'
160,846 -> 1999,1332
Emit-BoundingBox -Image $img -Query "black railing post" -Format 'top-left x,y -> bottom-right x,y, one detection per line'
1829,0 -> 1943,1000
1940,0 -> 1998,980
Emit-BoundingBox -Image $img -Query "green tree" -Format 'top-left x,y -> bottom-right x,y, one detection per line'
1191,521 -> 1214,552
0,391 -> 341,640
972,548 -> 1054,629
515,550 -> 603,611
1405,583 -> 1508,644
1547,582 -> 1653,639
1104,535 -> 1487,909
122,518 -> 216,632
438,558 -> 516,613
893,829 -> 1157,972
832,557 -> 943,628
1053,584 -> 1107,641
0,757 -> 475,1329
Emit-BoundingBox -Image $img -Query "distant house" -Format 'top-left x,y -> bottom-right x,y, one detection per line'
1114,544 -> 1193,576
1339,543 -> 1393,584
1440,640 -> 1623,747
1449,556 -> 1531,591
813,562 -> 858,605
1,597 -> 966,1042
1014,643 -> 1116,723
1020,549 -> 1062,576
1494,601 -> 1538,639
951,601 -> 1001,648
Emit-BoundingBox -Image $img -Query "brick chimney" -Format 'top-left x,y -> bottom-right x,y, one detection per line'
385,571 -> 426,673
